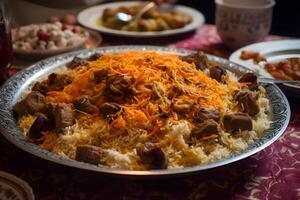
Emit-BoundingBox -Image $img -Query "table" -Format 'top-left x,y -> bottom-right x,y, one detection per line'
1,25 -> 299,200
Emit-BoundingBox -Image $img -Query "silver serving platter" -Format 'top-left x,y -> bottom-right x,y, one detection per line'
0,46 -> 290,177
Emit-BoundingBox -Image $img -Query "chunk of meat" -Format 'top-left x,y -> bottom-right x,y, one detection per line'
180,51 -> 210,70
191,119 -> 220,139
94,69 -> 108,83
73,96 -> 99,114
54,103 -> 75,131
68,57 -> 89,69
89,53 -> 103,61
88,53 -> 102,61
223,113 -> 252,132
99,102 -> 120,117
47,73 -> 73,91
235,90 -> 259,116
238,72 -> 257,83
168,84 -> 185,99
104,74 -> 136,100
32,81 -> 49,95
13,91 -> 47,116
28,113 -> 53,140
75,145 -> 102,165
194,108 -> 220,122
209,66 -> 227,82
137,143 -> 168,169
238,72 -> 258,91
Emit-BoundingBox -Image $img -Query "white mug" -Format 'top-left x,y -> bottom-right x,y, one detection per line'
215,0 -> 275,49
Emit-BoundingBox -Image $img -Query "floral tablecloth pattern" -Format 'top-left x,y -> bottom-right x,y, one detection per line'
1,24 -> 299,200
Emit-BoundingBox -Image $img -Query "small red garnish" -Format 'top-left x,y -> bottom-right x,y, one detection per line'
37,31 -> 49,41
61,23 -> 68,31
72,27 -> 79,33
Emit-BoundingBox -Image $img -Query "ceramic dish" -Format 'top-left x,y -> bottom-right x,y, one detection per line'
12,24 -> 90,61
0,46 -> 290,177
0,171 -> 34,200
77,1 -> 205,38
229,39 -> 300,97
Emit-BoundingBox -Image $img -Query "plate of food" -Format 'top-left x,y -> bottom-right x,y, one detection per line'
0,46 -> 290,176
77,1 -> 204,38
0,171 -> 34,200
12,22 -> 90,60
229,39 -> 300,96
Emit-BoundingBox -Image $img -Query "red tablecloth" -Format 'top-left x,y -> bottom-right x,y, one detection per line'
1,24 -> 299,200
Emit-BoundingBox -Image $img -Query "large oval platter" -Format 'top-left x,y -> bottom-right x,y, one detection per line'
0,46 -> 290,177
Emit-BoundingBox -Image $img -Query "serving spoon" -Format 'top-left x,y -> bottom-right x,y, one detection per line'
115,2 -> 156,23
258,77 -> 300,84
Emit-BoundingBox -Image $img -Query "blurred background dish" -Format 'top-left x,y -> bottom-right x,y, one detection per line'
78,1 -> 205,37
229,39 -> 300,97
12,22 -> 90,61
0,171 -> 34,200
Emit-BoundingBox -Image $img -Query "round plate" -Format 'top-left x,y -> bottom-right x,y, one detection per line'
0,46 -> 290,177
77,1 -> 205,38
0,171 -> 34,200
12,24 -> 89,61
229,39 -> 300,96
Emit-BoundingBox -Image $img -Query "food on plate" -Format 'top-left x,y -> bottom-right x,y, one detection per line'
265,58 -> 300,80
240,50 -> 266,63
240,51 -> 300,80
47,14 -> 78,25
14,51 -> 270,170
100,5 -> 192,32
12,22 -> 89,51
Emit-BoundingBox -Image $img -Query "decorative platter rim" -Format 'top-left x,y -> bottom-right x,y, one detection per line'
0,45 -> 290,176
77,1 -> 205,38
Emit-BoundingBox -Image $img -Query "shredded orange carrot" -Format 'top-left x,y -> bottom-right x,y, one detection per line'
43,51 -> 239,136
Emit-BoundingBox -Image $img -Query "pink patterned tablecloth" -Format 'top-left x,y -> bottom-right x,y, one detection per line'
0,24 -> 299,200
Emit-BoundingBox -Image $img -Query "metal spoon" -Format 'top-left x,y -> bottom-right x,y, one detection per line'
258,77 -> 300,84
115,2 -> 156,23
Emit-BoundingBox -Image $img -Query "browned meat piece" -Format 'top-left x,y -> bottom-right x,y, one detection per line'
235,91 -> 259,116
88,53 -> 102,61
75,145 -> 102,165
209,66 -> 227,82
99,102 -> 120,117
13,91 -> 47,116
238,72 -> 258,91
137,143 -> 168,169
168,84 -> 185,99
68,57 -> 89,69
28,113 -> 53,140
104,74 -> 136,100
73,96 -> 99,114
238,72 -> 257,83
223,113 -> 252,132
47,73 -> 73,91
194,108 -> 220,122
102,8 -> 116,22
94,69 -> 108,83
32,81 -> 49,95
180,51 -> 209,70
190,119 -> 220,139
54,103 -> 75,131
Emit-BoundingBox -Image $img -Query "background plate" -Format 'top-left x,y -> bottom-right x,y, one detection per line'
0,171 -> 34,200
77,1 -> 205,38
0,46 -> 290,177
229,39 -> 300,97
